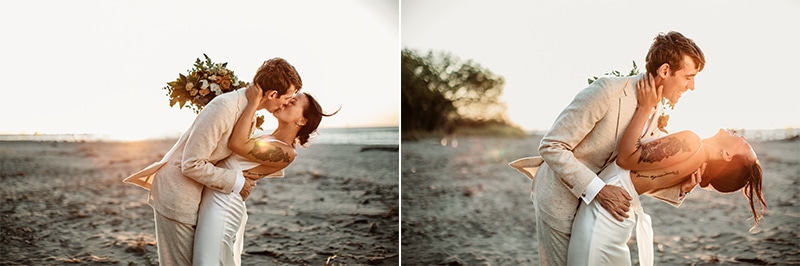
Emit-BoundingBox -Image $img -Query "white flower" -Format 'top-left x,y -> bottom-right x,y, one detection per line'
200,79 -> 209,90
210,83 -> 222,95
209,75 -> 217,81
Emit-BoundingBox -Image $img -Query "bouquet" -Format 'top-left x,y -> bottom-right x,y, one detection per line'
164,54 -> 264,129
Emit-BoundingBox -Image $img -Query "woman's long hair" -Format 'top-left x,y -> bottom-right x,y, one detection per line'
296,93 -> 340,146
703,155 -> 766,231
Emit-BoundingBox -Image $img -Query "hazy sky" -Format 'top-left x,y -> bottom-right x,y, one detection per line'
402,0 -> 800,138
0,0 -> 399,141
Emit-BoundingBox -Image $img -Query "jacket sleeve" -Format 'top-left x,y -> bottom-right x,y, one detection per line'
538,78 -> 615,199
180,96 -> 238,193
646,185 -> 687,207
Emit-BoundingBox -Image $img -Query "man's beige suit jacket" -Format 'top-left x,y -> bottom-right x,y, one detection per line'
124,89 -> 250,225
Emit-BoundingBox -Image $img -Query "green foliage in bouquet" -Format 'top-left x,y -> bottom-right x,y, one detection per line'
164,54 -> 264,129
587,60 -> 640,85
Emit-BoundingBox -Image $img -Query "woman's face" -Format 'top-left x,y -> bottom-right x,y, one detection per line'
711,129 -> 757,161
273,93 -> 309,124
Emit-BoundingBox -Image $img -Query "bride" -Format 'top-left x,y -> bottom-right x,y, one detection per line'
193,84 -> 335,265
566,77 -> 766,265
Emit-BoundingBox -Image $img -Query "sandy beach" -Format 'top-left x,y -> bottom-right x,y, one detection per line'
401,135 -> 800,265
0,140 -> 399,265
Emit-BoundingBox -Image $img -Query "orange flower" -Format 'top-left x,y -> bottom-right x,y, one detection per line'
199,88 -> 210,96
220,79 -> 231,90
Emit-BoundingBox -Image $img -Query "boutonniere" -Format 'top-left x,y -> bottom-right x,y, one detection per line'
657,113 -> 670,134
255,115 -> 265,130
657,98 -> 674,134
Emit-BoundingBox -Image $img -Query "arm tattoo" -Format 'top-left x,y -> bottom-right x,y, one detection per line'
248,141 -> 291,163
631,170 -> 680,180
638,136 -> 691,164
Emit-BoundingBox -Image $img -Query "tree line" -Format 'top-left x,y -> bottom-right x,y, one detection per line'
401,48 -> 523,139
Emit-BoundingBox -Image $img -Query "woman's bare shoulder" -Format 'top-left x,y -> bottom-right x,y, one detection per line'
248,135 -> 297,163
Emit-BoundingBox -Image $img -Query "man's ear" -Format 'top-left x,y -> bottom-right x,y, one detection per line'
265,90 -> 279,99
657,63 -> 670,78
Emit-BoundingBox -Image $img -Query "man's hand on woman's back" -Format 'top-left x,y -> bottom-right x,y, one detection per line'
596,185 -> 633,222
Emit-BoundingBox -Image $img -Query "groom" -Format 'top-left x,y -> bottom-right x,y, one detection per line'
124,57 -> 302,265
527,31 -> 706,265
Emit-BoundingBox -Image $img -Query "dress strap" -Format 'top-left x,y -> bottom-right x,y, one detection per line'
269,138 -> 290,147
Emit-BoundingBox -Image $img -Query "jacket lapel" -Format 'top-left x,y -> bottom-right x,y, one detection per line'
615,78 -> 637,141
602,75 -> 639,172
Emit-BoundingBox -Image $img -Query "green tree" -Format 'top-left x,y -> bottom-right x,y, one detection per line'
401,48 -> 457,135
402,48 -> 514,137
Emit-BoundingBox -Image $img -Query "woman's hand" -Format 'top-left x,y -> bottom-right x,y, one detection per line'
682,162 -> 706,196
636,73 -> 662,110
245,84 -> 263,107
239,178 -> 256,201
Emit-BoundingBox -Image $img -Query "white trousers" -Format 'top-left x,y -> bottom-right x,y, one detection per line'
193,186 -> 248,266
567,163 -> 654,266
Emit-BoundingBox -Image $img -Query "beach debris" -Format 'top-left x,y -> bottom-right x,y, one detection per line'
325,255 -> 337,266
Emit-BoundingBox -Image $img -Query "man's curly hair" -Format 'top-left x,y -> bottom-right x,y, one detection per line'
252,57 -> 302,96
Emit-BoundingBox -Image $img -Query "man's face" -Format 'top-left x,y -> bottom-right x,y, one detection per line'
660,55 -> 699,107
264,85 -> 297,113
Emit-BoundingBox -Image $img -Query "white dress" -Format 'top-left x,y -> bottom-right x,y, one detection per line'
193,138 -> 288,266
567,163 -> 654,266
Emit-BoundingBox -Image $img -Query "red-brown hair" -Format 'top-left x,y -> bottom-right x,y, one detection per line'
252,57 -> 302,97
703,155 -> 766,231
645,31 -> 706,75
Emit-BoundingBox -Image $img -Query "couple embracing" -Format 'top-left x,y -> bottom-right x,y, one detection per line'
124,58 -> 336,265
511,31 -> 766,265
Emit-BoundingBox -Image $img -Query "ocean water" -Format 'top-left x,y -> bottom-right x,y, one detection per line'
313,126 -> 399,145
0,126 -> 399,146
